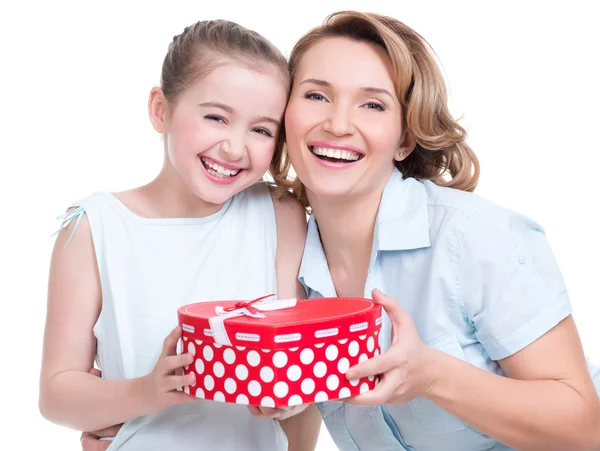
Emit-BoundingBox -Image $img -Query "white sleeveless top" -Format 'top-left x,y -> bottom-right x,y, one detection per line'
67,183 -> 287,451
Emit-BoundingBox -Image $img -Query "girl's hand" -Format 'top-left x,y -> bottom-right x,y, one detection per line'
138,326 -> 196,414
343,289 -> 438,406
247,404 -> 309,420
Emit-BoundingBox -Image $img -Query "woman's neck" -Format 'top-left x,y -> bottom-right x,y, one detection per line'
308,187 -> 384,297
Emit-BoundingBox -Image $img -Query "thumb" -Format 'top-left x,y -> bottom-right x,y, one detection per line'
372,289 -> 407,340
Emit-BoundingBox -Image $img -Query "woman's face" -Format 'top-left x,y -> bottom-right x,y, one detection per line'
285,36 -> 411,202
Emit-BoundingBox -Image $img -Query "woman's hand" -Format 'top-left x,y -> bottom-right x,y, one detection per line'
137,326 -> 197,414
344,288 -> 438,406
247,404 -> 309,420
81,423 -> 121,451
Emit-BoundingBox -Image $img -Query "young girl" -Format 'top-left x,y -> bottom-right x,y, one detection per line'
39,19 -> 319,451
274,10 -> 600,450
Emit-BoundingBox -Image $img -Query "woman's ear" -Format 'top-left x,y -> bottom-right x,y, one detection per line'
394,129 -> 416,162
148,87 -> 169,134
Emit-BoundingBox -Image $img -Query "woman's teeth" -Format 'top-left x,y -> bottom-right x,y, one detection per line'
201,158 -> 240,178
310,146 -> 361,161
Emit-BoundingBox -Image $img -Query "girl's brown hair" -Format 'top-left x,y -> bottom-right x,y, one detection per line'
271,11 -> 480,208
161,20 -> 290,104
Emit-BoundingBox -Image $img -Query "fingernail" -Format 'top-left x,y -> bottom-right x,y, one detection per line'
346,371 -> 357,380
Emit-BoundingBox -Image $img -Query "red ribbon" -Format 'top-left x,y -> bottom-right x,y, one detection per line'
223,294 -> 275,315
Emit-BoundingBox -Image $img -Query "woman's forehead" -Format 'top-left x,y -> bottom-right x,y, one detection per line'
293,37 -> 395,90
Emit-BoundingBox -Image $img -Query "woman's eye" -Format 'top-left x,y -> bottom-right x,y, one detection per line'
364,102 -> 385,111
205,115 -> 226,123
304,92 -> 327,102
252,128 -> 274,138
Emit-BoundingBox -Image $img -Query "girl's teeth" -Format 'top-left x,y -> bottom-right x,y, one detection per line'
311,147 -> 360,161
201,158 -> 240,177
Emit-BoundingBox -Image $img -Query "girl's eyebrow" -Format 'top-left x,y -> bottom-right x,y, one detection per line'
199,102 -> 280,127
299,78 -> 393,100
198,101 -> 234,112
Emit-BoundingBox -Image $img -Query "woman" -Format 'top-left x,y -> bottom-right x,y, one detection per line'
273,10 -> 600,451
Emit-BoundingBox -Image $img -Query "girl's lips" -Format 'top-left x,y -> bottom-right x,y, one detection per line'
200,156 -> 244,171
200,157 -> 244,185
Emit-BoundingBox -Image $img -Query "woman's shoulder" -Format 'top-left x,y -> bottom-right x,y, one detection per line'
421,180 -> 545,245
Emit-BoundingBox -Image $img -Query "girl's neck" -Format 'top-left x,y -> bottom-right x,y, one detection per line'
117,159 -> 226,219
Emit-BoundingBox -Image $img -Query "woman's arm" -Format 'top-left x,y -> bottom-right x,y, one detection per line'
39,213 -> 193,432
426,315 -> 600,451
271,192 -> 321,451
346,291 -> 600,451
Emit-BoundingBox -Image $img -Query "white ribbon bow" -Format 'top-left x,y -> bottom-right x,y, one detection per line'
209,296 -> 297,346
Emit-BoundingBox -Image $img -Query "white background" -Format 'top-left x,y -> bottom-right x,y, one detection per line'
1,1 -> 598,450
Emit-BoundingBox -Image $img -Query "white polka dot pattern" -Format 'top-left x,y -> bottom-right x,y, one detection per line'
337,358 -> 350,374
325,345 -> 339,361
224,378 -> 237,394
287,365 -> 302,381
272,351 -> 288,368
235,364 -> 248,380
182,329 -> 380,408
313,361 -> 327,378
301,378 -> 315,395
300,349 -> 314,365
288,395 -> 304,406
247,350 -> 260,367
273,381 -> 289,398
261,396 -> 275,407
223,348 -> 236,364
339,387 -> 351,399
260,366 -> 274,383
213,362 -> 225,378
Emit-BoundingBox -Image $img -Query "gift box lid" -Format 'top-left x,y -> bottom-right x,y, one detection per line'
178,295 -> 382,349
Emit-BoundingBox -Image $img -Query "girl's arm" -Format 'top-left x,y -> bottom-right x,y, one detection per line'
39,213 -> 194,432
271,193 -> 321,451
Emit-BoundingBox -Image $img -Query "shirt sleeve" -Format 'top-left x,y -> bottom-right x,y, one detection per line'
458,205 -> 572,361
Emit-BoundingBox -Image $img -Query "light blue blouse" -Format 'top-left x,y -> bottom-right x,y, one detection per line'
299,169 -> 598,450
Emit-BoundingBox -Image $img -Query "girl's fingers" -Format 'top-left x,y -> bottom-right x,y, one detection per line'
167,373 -> 195,391
161,326 -> 182,358
164,353 -> 193,373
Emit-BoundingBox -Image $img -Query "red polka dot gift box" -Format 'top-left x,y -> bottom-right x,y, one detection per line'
177,295 -> 383,408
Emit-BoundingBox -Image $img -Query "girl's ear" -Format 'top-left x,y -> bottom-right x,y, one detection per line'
148,87 -> 169,134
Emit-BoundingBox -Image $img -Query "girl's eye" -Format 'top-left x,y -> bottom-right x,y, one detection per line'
205,115 -> 226,123
252,128 -> 274,138
364,102 -> 385,111
304,92 -> 327,102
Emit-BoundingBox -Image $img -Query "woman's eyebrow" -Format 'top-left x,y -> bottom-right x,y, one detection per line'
299,78 -> 393,100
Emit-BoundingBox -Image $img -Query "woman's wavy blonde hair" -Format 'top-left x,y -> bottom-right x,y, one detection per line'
270,11 -> 480,208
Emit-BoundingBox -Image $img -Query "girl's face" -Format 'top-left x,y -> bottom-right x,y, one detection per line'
152,62 -> 288,206
285,37 -> 413,202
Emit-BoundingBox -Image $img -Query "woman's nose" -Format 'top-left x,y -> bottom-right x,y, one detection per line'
322,105 -> 356,137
